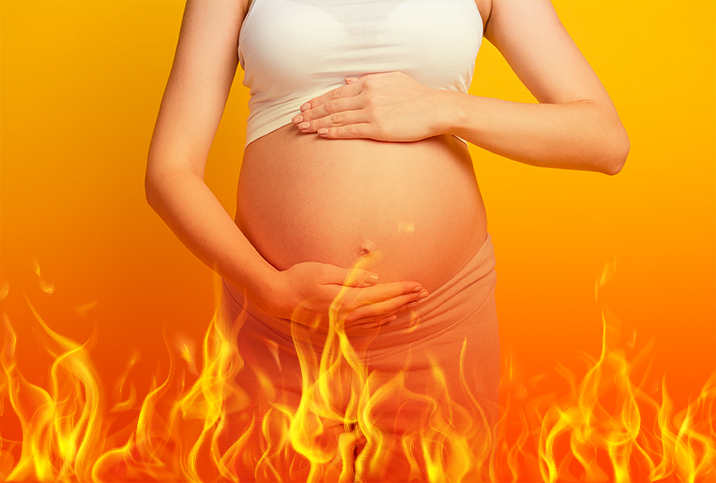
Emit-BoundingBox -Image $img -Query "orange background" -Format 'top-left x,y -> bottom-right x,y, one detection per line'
1,0 -> 713,441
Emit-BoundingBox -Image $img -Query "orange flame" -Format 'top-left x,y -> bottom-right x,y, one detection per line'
0,257 -> 714,482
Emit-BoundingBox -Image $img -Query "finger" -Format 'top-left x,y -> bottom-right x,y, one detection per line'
340,282 -> 425,311
345,269 -> 380,288
361,281 -> 425,301
346,73 -> 382,85
299,82 -> 362,113
294,96 -> 364,125
317,123 -> 374,139
344,290 -> 427,324
300,110 -> 369,134
318,264 -> 379,287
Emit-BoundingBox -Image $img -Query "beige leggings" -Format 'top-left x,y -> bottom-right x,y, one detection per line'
218,233 -> 500,482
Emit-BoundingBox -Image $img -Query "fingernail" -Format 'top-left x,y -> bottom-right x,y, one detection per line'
412,286 -> 423,293
367,275 -> 378,282
300,102 -> 310,111
298,122 -> 310,130
292,114 -> 303,123
385,315 -> 397,322
406,301 -> 418,308
345,76 -> 358,83
317,128 -> 329,135
418,290 -> 429,299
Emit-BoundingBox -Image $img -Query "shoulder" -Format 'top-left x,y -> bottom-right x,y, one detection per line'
181,0 -> 250,31
175,0 -> 251,57
480,1 -> 616,106
483,0 -> 564,45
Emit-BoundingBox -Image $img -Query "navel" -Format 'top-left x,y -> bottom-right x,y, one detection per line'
358,239 -> 377,257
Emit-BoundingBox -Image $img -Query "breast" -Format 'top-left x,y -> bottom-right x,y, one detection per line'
235,126 -> 488,293
238,0 -> 483,146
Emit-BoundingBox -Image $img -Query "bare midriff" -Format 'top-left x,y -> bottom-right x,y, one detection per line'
235,124 -> 488,293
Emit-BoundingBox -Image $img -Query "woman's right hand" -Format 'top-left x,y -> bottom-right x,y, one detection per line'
253,261 -> 428,328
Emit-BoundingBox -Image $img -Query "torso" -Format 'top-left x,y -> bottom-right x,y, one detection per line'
235,0 -> 491,293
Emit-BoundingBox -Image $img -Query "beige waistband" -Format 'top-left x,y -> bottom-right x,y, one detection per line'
222,232 -> 497,359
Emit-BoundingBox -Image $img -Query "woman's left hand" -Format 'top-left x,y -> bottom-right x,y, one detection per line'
291,72 -> 451,142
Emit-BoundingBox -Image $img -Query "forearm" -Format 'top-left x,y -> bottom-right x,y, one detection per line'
442,92 -> 629,175
145,167 -> 277,300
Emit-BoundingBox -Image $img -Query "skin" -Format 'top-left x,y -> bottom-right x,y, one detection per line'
294,1 -> 628,173
145,0 -> 629,329
237,124 -> 485,297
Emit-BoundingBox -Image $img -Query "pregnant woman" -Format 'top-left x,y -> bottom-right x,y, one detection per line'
145,0 -> 629,481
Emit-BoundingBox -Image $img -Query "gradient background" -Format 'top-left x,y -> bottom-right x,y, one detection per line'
1,0 -> 714,444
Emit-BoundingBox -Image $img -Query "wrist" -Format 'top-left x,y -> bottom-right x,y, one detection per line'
248,264 -> 283,312
433,90 -> 467,137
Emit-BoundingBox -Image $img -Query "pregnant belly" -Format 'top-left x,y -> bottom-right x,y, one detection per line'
235,124 -> 488,293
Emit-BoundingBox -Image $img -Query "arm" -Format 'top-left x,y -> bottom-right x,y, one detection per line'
291,0 -> 629,175
445,0 -> 629,175
146,0 -> 425,325
146,0 -> 276,302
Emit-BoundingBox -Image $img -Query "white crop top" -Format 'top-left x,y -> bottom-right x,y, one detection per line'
238,0 -> 483,147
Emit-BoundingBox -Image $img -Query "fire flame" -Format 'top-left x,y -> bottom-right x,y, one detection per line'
0,258 -> 714,482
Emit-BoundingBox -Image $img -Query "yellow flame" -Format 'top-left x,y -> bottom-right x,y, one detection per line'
31,257 -> 55,294
2,297 -> 104,482
75,301 -> 99,319
0,258 -> 713,481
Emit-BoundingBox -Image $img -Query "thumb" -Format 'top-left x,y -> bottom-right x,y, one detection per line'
345,76 -> 359,84
320,264 -> 378,287
345,268 -> 379,287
